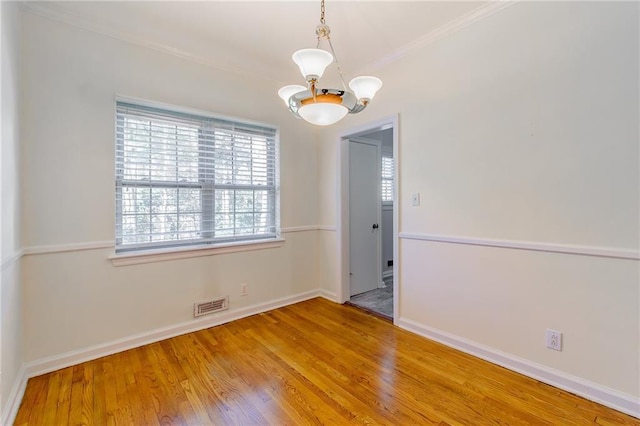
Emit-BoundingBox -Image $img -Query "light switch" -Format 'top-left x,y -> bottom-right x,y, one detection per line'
411,192 -> 420,206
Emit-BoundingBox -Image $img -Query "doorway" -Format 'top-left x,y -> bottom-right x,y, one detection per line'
339,118 -> 397,322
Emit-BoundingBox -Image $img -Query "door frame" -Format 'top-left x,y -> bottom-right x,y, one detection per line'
337,114 -> 399,324
348,137 -> 383,296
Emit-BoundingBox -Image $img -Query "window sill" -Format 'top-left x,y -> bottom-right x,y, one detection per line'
109,238 -> 285,267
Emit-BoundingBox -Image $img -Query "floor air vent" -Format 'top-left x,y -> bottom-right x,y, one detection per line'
194,296 -> 229,318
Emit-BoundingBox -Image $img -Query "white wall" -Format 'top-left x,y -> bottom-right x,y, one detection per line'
20,10 -> 320,362
1,0 -> 23,417
318,0 -> 639,403
8,0 -> 640,419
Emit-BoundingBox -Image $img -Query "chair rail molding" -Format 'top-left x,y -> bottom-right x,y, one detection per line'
399,232 -> 639,260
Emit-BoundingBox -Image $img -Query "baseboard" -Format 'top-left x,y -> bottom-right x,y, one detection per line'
1,364 -> 28,426
382,270 -> 393,279
397,317 -> 640,419
24,290 -> 322,379
318,289 -> 338,302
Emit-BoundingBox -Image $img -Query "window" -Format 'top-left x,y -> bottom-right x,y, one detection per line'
381,155 -> 394,203
115,101 -> 279,253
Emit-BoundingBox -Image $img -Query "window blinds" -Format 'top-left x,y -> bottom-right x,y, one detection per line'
381,156 -> 394,203
115,101 -> 279,252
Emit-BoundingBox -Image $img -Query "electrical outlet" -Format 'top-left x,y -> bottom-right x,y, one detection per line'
240,283 -> 248,296
546,329 -> 562,351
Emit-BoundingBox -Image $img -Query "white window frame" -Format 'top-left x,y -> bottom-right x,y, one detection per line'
111,97 -> 281,265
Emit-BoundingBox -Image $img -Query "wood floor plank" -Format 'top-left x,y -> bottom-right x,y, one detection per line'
118,349 -> 158,426
246,313 -> 430,424
13,374 -> 48,426
41,370 -> 63,422
142,342 -> 189,424
125,348 -> 162,426
67,364 -> 86,425
208,325 -> 308,425
13,298 -> 640,425
169,334 -> 237,424
92,358 -> 109,425
271,305 -> 494,424
52,366 -> 74,425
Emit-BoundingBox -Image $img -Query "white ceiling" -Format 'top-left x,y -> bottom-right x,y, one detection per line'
26,1 -> 493,85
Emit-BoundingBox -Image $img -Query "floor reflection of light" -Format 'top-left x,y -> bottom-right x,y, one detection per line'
377,336 -> 398,406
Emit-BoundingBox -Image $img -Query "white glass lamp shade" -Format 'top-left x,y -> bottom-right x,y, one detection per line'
298,103 -> 348,126
278,85 -> 306,105
292,49 -> 333,80
349,76 -> 383,101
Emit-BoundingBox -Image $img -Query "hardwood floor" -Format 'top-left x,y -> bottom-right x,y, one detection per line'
14,298 -> 639,425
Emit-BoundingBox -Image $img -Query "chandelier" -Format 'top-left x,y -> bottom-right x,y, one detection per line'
278,0 -> 383,126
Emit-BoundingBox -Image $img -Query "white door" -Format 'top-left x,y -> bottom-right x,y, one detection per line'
349,139 -> 381,296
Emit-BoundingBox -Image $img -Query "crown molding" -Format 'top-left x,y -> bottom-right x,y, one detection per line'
20,1 -> 274,84
22,0 -> 519,83
360,0 -> 520,74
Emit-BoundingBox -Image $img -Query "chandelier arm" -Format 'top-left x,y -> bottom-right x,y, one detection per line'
326,36 -> 348,91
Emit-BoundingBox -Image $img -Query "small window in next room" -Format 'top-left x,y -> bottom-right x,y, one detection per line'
115,100 -> 280,253
381,155 -> 394,204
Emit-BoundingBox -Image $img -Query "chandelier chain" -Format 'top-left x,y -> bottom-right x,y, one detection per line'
315,0 -> 346,90
327,37 -> 347,91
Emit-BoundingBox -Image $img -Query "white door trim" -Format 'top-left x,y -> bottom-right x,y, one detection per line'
337,114 -> 400,324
